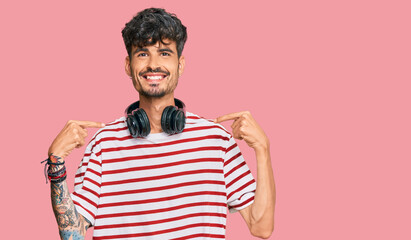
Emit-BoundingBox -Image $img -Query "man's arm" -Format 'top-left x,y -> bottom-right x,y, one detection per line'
50,173 -> 90,239
215,111 -> 275,239
47,120 -> 104,239
239,147 -> 275,239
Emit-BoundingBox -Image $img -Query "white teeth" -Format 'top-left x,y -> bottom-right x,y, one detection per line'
146,75 -> 163,80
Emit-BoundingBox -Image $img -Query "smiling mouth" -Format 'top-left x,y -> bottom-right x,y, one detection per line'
144,75 -> 166,80
142,74 -> 168,84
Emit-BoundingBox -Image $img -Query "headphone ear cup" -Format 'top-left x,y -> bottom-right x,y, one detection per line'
126,114 -> 138,138
161,106 -> 174,134
131,111 -> 143,137
174,110 -> 186,134
168,108 -> 179,134
133,109 -> 151,137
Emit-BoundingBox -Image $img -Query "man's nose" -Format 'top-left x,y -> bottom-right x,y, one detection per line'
147,55 -> 160,69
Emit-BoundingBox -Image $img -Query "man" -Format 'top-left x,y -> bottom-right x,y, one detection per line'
46,8 -> 275,240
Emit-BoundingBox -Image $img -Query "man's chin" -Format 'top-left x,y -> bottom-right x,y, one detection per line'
138,89 -> 167,98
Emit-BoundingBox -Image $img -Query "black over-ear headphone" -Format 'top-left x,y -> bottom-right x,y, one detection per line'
125,98 -> 186,138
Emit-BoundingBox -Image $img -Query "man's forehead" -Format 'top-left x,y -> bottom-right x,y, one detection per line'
133,39 -> 177,50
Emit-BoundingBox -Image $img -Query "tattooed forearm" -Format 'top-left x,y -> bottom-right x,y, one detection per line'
51,180 -> 90,239
50,164 -> 64,174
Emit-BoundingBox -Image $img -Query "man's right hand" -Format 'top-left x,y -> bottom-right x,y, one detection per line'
48,120 -> 105,160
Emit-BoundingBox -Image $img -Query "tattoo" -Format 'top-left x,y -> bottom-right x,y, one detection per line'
84,218 -> 91,231
48,154 -> 64,173
51,180 -> 89,239
50,164 -> 64,174
59,229 -> 85,240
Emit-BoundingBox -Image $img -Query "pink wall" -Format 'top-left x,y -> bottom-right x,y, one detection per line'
1,0 -> 410,239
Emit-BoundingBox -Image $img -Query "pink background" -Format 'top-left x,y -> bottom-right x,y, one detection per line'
1,0 -> 410,239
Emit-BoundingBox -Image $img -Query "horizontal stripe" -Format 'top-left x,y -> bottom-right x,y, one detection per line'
87,127 -> 126,153
105,119 -> 125,126
102,146 -> 226,164
170,233 -> 225,240
227,179 -> 255,200
74,158 -> 100,178
225,160 -> 246,178
186,115 -> 203,120
72,199 -> 96,219
103,169 -> 223,186
84,113 -> 226,151
89,125 -> 230,156
77,158 -> 100,168
103,157 -> 223,175
229,195 -> 255,209
225,141 -> 236,153
82,185 -> 99,198
87,167 -> 101,178
224,152 -> 242,167
76,157 -> 223,179
74,176 -> 100,188
94,212 -> 227,230
102,135 -> 229,154
72,191 -> 98,208
101,180 -> 225,197
93,222 -> 226,240
98,190 -> 226,208
183,125 -> 230,135
227,169 -> 252,189
97,201 -> 227,219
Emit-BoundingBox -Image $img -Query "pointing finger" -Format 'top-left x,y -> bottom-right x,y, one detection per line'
231,118 -> 241,130
214,111 -> 249,123
70,120 -> 105,128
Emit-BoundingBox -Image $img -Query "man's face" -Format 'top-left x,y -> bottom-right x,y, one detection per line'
125,39 -> 185,98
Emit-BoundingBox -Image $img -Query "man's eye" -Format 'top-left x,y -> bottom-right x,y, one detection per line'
161,52 -> 170,56
137,53 -> 148,57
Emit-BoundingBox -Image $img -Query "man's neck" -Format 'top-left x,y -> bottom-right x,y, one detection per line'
138,94 -> 175,133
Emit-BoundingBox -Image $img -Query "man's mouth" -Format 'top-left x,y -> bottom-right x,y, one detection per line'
142,73 -> 168,83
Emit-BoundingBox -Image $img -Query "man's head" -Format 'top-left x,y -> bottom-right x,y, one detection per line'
122,8 -> 187,59
122,8 -> 187,98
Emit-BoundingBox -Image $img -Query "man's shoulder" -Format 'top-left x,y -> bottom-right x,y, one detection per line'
185,111 -> 232,138
90,117 -> 127,141
89,112 -> 233,143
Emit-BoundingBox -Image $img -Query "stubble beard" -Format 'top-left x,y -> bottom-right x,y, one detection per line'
133,73 -> 179,99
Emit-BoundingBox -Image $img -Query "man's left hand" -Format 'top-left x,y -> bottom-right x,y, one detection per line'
214,111 -> 269,152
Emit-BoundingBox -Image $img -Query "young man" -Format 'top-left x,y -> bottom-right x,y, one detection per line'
46,8 -> 275,240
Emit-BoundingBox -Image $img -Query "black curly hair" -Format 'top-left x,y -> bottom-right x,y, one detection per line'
122,8 -> 187,58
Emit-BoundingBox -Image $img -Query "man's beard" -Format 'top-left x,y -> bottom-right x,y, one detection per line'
131,66 -> 179,98
133,75 -> 179,98
138,82 -> 174,98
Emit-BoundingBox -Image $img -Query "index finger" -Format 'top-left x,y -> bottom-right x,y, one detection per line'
214,111 -> 248,123
71,120 -> 105,128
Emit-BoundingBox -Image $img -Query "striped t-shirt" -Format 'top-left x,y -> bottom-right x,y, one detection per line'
71,112 -> 256,240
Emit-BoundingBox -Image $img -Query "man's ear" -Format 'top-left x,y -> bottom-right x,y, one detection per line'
178,55 -> 185,77
125,56 -> 131,77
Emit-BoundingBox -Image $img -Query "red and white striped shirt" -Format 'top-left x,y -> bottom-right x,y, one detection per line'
71,112 -> 256,240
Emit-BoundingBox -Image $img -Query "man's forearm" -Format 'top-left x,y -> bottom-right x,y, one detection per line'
50,170 -> 89,239
47,120 -> 103,239
250,147 -> 276,235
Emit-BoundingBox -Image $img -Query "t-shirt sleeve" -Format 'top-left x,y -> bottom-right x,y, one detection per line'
223,136 -> 256,213
70,138 -> 102,226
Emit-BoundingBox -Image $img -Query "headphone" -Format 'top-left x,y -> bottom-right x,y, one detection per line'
125,98 -> 186,138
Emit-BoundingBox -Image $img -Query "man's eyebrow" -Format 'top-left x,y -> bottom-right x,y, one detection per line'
158,48 -> 175,54
132,47 -> 148,55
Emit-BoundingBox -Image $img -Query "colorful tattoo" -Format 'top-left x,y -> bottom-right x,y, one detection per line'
49,154 -> 62,163
49,154 -> 64,173
60,229 -> 85,240
51,180 -> 90,239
